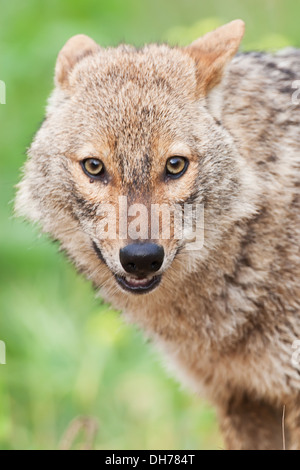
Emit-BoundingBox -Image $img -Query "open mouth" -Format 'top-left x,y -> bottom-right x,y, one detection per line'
115,274 -> 162,294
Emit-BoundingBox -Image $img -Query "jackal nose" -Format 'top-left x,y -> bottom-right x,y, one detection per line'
120,243 -> 164,276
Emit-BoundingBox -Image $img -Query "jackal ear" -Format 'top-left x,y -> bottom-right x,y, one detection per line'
184,20 -> 245,96
55,34 -> 100,89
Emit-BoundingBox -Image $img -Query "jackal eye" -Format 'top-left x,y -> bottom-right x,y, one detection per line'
166,156 -> 188,179
82,158 -> 105,179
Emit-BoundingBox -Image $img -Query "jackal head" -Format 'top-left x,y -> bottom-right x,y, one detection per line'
16,20 -> 257,305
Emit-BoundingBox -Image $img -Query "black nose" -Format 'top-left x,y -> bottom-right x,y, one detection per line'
120,243 -> 164,276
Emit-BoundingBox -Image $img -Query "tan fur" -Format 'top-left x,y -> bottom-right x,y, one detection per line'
55,34 -> 100,89
15,21 -> 300,449
185,19 -> 245,95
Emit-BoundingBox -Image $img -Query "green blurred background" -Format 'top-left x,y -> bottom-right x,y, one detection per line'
0,0 -> 299,450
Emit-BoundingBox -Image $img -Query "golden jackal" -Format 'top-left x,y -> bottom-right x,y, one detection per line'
16,21 -> 300,449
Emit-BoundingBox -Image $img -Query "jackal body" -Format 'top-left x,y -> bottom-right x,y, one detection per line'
16,22 -> 300,449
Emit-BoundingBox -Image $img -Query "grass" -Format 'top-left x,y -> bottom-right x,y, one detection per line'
0,0 -> 300,450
